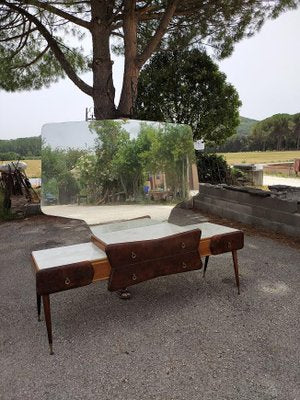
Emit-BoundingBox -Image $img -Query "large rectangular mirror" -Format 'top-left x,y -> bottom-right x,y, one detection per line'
41,119 -> 198,225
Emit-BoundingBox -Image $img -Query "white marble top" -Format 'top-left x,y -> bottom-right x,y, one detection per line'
91,217 -> 161,236
32,221 -> 239,271
91,221 -> 239,245
32,242 -> 106,270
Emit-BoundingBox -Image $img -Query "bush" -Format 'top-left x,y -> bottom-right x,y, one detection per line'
196,152 -> 234,185
42,178 -> 59,198
57,171 -> 79,204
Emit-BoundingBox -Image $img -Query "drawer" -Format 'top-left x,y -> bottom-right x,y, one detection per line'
108,251 -> 202,291
106,229 -> 202,291
36,261 -> 94,295
210,231 -> 244,255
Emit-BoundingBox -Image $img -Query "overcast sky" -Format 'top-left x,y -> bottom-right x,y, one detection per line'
0,7 -> 299,140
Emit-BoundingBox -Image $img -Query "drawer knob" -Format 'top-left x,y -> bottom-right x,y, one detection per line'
182,262 -> 187,269
65,277 -> 71,285
181,242 -> 186,249
131,251 -> 137,259
132,274 -> 137,281
227,242 -> 232,250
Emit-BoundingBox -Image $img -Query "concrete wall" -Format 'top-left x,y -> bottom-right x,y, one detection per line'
193,183 -> 300,237
264,162 -> 296,176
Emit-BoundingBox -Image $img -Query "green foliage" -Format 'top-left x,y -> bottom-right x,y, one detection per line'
41,146 -> 83,204
75,153 -> 98,201
112,139 -> 145,199
57,171 -> 79,204
196,152 -> 234,185
75,121 -> 195,202
0,136 -> 41,159
138,123 -> 195,198
135,49 -> 241,144
237,117 -> 259,136
42,178 -> 58,198
41,146 -> 66,181
214,113 -> 300,152
0,0 -> 297,118
0,152 -> 19,161
249,113 -> 299,151
0,4 -> 88,92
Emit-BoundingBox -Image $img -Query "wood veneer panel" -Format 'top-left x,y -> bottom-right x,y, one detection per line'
92,260 -> 111,282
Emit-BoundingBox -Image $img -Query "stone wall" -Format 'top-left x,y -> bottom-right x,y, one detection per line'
193,183 -> 300,237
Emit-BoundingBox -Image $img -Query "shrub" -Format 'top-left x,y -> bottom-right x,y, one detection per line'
196,152 -> 234,185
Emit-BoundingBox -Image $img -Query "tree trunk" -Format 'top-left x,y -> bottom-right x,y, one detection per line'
296,128 -> 300,150
91,1 -> 116,119
117,0 -> 140,118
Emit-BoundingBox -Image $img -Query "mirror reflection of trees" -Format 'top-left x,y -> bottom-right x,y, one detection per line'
42,121 -> 195,206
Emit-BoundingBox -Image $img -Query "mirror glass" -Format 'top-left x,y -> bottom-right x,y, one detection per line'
41,119 -> 199,226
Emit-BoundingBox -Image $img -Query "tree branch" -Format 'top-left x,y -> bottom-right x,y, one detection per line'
20,0 -> 91,29
0,26 -> 37,42
11,44 -> 49,69
3,1 -> 93,96
137,0 -> 180,68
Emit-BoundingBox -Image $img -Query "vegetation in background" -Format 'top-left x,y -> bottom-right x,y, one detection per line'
215,113 -> 300,152
85,120 -> 194,202
214,117 -> 258,152
237,117 -> 259,136
135,49 -> 241,145
43,121 -> 195,205
250,113 -> 300,151
42,146 -> 86,204
196,152 -> 241,185
1,1 -> 297,119
0,136 -> 41,160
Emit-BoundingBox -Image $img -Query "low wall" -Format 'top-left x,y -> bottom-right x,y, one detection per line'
193,183 -> 300,237
263,162 -> 296,176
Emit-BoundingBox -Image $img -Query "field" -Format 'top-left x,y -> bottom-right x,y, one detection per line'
219,151 -> 300,165
0,160 -> 41,178
1,151 -> 300,177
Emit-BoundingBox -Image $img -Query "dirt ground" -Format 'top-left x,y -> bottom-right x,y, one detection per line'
0,213 -> 299,400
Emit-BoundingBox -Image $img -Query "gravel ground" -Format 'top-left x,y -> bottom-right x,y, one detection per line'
263,174 -> 300,187
0,215 -> 299,400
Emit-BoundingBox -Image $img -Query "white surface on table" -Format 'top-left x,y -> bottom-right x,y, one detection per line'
92,222 -> 238,245
32,222 -> 239,270
32,242 -> 106,270
91,217 -> 161,235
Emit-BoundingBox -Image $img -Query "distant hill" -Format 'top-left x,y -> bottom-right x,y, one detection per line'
237,116 -> 259,136
212,116 -> 259,152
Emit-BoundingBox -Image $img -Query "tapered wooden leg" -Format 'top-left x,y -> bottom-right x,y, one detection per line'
203,256 -> 210,277
232,250 -> 240,295
37,293 -> 41,322
42,294 -> 54,355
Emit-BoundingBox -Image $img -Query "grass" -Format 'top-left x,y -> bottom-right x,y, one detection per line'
0,159 -> 41,178
219,150 -> 300,165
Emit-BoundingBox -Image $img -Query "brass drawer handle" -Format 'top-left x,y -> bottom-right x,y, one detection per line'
227,242 -> 232,250
182,262 -> 187,269
181,242 -> 186,249
132,274 -> 137,281
65,277 -> 71,285
131,251 -> 137,259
